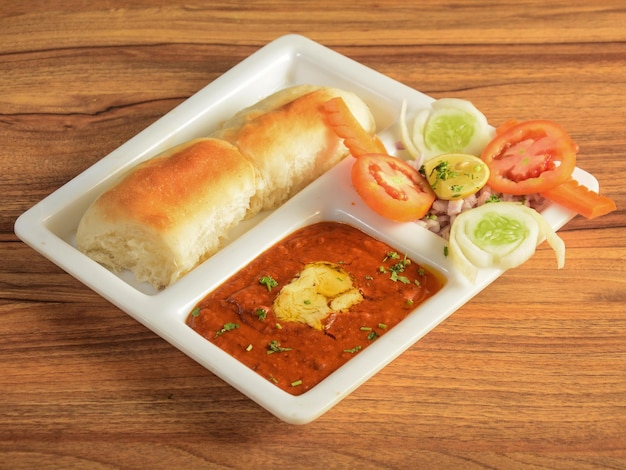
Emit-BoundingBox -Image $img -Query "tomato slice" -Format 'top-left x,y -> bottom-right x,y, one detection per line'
481,119 -> 578,195
351,154 -> 436,222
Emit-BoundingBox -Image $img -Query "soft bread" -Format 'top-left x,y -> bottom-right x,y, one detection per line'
76,138 -> 257,289
77,85 -> 378,289
211,85 -> 376,211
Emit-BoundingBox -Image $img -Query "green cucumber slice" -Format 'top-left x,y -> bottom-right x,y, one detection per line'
410,98 -> 495,161
448,202 -> 565,283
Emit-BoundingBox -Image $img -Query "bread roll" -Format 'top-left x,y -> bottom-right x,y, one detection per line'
76,85 -> 377,289
211,85 -> 376,211
76,138 -> 257,289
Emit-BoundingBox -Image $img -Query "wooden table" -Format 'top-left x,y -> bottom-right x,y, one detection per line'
2,2 -> 625,468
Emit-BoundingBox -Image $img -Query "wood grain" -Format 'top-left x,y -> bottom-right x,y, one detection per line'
1,1 -> 625,468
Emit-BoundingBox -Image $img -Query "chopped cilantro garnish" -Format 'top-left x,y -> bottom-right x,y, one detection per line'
259,275 -> 278,291
266,340 -> 291,354
255,308 -> 267,321
389,255 -> 412,283
390,271 -> 411,284
215,322 -> 239,337
429,160 -> 459,188
383,251 -> 400,262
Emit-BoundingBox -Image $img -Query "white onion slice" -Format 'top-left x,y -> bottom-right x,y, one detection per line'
399,100 -> 423,166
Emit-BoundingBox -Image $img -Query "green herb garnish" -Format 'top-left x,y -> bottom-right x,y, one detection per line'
367,331 -> 379,341
389,255 -> 411,284
429,160 -> 458,188
383,252 -> 400,262
266,340 -> 291,354
390,271 -> 411,284
259,275 -> 278,292
215,322 -> 239,337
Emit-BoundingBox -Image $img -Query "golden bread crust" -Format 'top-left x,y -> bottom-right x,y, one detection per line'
94,138 -> 255,231
76,86 -> 377,289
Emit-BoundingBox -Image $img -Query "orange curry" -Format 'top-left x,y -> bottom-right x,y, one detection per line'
186,221 -> 443,395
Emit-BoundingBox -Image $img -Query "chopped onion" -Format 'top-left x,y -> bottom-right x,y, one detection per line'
449,202 -> 565,283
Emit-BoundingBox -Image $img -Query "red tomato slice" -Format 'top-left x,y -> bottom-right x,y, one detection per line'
481,119 -> 578,195
351,154 -> 436,222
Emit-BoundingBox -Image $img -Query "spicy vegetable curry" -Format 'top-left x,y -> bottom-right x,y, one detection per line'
186,221 -> 444,395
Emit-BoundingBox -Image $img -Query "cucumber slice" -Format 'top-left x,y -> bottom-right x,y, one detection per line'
410,98 -> 495,161
449,202 -> 565,283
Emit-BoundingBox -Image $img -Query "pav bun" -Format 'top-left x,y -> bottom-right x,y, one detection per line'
76,138 -> 257,289
76,85 -> 378,289
211,85 -> 376,211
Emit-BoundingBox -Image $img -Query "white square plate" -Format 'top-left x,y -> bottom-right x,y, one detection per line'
14,34 -> 598,424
